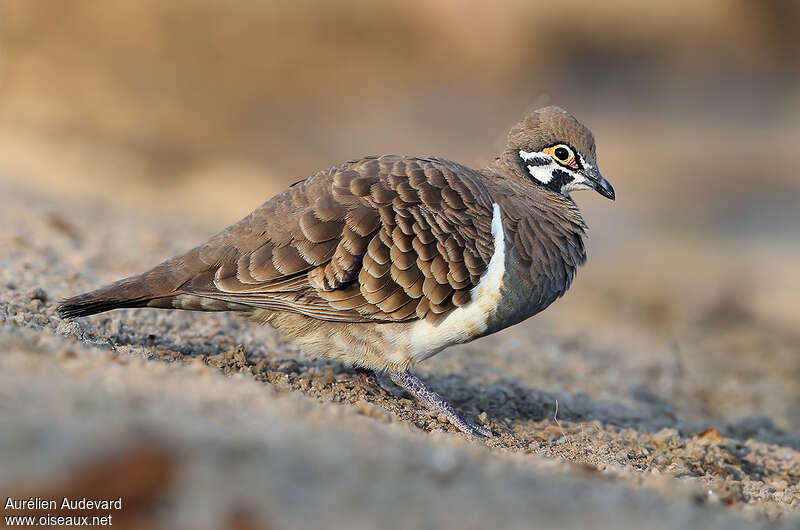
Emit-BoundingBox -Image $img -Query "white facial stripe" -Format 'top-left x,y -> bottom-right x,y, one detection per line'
519,150 -> 555,184
520,149 -> 595,196
528,165 -> 552,184
519,150 -> 549,163
578,153 -> 593,170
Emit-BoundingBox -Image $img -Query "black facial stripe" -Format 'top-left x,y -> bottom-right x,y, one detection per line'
518,149 -> 582,194
525,157 -> 550,167
517,156 -> 541,180
550,168 -> 573,190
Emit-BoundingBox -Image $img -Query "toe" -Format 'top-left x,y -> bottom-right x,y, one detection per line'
470,423 -> 494,438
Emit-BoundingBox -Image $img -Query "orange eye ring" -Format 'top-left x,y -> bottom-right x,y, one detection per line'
543,144 -> 578,169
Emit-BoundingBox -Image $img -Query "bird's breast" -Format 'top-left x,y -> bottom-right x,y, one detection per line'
489,231 -> 581,332
384,201 -> 581,365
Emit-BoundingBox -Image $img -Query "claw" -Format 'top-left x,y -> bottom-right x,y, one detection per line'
470,423 -> 494,438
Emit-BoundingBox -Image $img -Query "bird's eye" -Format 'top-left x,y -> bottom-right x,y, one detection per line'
544,144 -> 578,169
554,145 -> 571,161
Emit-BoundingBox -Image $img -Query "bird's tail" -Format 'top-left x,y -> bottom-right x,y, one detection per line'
57,258 -> 190,318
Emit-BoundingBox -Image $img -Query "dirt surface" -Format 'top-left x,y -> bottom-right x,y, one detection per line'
1,175 -> 799,530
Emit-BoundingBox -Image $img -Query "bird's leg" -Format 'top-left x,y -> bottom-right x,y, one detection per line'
388,370 -> 493,437
352,368 -> 407,398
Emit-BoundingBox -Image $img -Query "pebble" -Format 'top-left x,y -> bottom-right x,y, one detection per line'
653,428 -> 681,449
277,360 -> 298,372
26,287 -> 48,302
355,400 -> 391,422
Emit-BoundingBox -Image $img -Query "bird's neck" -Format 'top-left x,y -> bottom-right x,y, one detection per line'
486,150 -> 585,220
488,148 -> 528,183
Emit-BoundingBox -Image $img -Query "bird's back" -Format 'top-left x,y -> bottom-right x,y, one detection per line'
58,155 -> 499,325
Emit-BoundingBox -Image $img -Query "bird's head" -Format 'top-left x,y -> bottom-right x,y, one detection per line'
503,106 -> 614,200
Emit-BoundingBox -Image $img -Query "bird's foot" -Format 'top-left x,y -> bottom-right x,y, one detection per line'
388,370 -> 493,437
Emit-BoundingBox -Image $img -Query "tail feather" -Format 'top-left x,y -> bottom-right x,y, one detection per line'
57,258 -> 190,319
57,292 -> 166,318
57,279 -> 176,318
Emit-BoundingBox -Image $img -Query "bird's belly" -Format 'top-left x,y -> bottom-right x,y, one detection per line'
399,281 -> 504,362
253,309 -> 416,371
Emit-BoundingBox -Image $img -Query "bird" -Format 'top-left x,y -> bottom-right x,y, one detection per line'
58,105 -> 614,437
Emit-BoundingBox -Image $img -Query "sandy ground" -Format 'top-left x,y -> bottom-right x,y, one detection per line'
1,177 -> 799,529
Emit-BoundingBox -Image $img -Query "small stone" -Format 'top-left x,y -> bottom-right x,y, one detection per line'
56,321 -> 81,337
477,411 -> 489,425
652,428 -> 681,449
536,424 -> 564,441
231,345 -> 247,367
277,361 -> 298,373
314,366 -> 335,385
695,427 -> 724,444
355,400 -> 391,422
27,287 -> 48,302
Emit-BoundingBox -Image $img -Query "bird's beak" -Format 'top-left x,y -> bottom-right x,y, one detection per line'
583,166 -> 615,200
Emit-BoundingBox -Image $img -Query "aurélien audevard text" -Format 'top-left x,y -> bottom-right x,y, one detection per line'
6,497 -> 123,511
5,496 -> 123,526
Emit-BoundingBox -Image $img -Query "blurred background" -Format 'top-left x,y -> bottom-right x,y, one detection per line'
2,0 -> 800,426
3,0 -> 799,216
1,1 -> 799,527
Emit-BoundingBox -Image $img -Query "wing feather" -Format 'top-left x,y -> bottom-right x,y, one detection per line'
176,155 -> 496,323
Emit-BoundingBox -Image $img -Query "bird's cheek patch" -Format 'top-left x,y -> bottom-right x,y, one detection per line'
528,166 -> 552,184
519,150 -> 555,184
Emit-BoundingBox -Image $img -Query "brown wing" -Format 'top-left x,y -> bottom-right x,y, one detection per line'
176,155 -> 496,323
